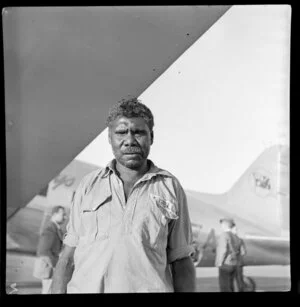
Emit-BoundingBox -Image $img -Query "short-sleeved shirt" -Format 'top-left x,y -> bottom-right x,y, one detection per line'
215,231 -> 245,267
63,159 -> 194,293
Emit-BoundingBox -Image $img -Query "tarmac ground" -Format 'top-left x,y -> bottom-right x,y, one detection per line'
6,253 -> 291,294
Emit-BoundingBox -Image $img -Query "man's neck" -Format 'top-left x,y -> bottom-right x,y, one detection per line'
115,160 -> 149,183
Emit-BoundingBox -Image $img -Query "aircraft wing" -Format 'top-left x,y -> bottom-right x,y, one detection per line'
4,6 -> 231,219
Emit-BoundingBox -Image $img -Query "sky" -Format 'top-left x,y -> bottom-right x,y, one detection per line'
76,5 -> 290,194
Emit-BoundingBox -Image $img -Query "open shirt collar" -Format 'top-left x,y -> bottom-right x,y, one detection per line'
101,159 -> 172,182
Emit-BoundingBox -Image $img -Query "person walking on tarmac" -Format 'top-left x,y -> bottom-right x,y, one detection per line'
231,224 -> 247,291
215,218 -> 246,292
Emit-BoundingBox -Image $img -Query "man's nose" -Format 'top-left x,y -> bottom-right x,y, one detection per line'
124,132 -> 136,145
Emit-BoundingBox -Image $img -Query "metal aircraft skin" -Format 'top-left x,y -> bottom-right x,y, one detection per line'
6,145 -> 290,290
4,6 -> 231,219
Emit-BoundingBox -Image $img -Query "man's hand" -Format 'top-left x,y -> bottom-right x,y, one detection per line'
41,256 -> 53,268
171,256 -> 196,292
50,245 -> 75,294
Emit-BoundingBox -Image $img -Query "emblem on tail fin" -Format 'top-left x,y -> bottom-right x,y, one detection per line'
249,169 -> 273,197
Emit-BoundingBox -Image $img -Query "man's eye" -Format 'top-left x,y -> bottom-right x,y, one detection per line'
116,131 -> 126,135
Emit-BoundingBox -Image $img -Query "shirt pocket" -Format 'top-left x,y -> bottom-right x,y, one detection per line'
80,193 -> 112,241
133,193 -> 178,249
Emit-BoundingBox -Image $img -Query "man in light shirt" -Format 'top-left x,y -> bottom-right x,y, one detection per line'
51,98 -> 195,293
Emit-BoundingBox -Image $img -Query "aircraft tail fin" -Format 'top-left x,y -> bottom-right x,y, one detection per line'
278,146 -> 289,237
226,145 -> 289,236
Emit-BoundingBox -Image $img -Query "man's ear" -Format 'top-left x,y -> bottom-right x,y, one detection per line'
151,131 -> 154,145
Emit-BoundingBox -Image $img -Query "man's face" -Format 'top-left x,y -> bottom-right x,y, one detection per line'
54,208 -> 66,224
108,116 -> 153,170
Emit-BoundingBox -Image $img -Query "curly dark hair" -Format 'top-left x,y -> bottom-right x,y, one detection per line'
106,98 -> 154,131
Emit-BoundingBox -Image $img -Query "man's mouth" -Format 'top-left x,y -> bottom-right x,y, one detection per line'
124,152 -> 142,156
123,149 -> 142,155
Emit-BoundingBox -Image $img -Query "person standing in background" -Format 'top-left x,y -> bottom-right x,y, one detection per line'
33,205 -> 67,294
215,218 -> 245,292
231,224 -> 247,291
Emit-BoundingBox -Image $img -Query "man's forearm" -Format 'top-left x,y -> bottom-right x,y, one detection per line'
50,244 -> 76,294
51,256 -> 74,294
171,256 -> 196,292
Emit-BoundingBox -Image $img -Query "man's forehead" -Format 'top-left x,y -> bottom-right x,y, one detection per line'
112,116 -> 148,127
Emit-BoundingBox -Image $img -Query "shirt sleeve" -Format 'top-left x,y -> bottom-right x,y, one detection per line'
63,177 -> 86,247
167,179 -> 194,264
215,233 -> 228,267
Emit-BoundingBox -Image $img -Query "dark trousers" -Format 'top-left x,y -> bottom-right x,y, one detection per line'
235,266 -> 244,292
218,265 -> 244,292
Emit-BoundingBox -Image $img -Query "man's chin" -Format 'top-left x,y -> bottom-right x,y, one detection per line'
123,161 -> 143,170
120,157 -> 145,170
